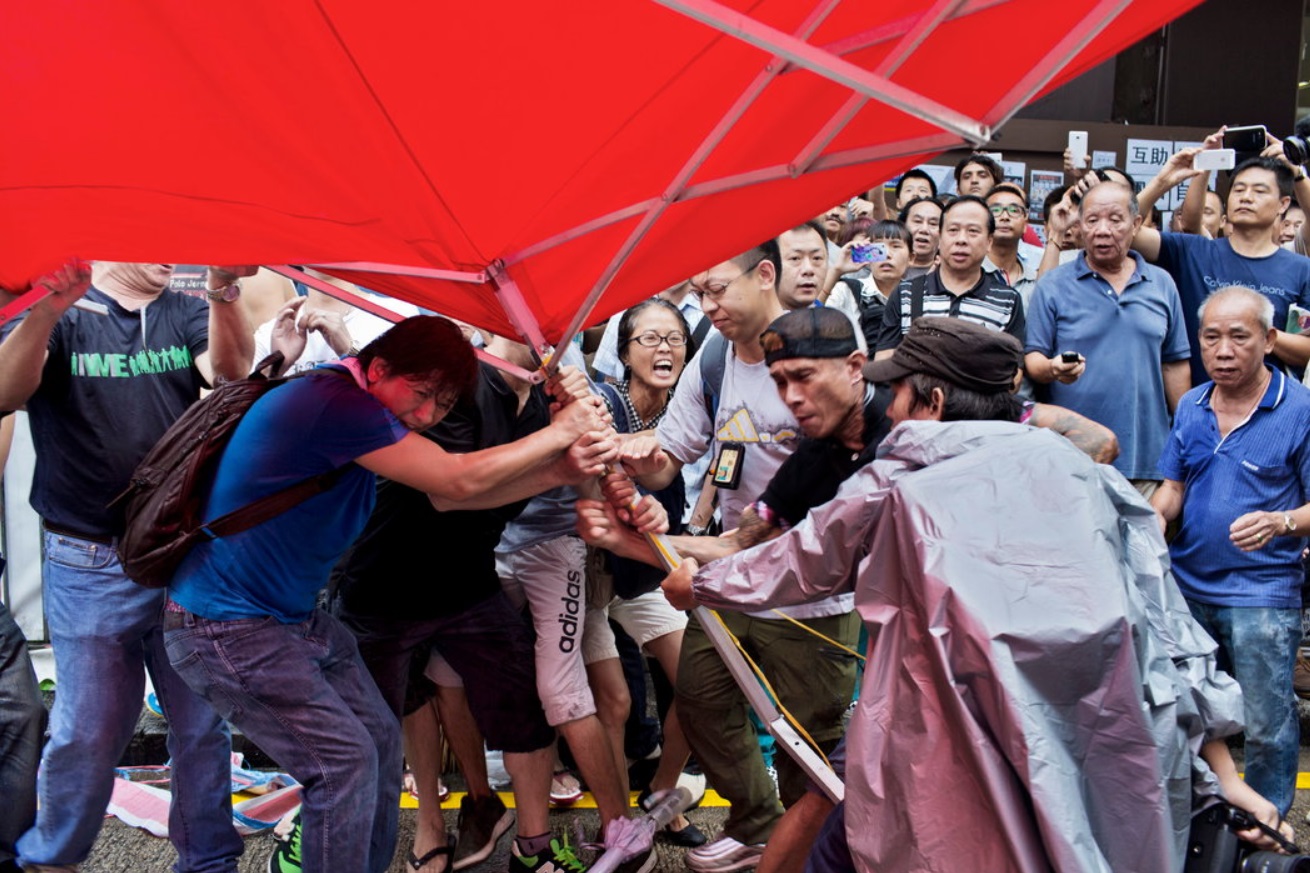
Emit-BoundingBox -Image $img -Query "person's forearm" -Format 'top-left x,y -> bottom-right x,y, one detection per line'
1024,351 -> 1058,384
1151,480 -> 1184,523
1178,171 -> 1211,234
820,267 -> 844,303
0,309 -> 59,411
1028,402 -> 1120,463
1136,173 -> 1173,217
207,300 -> 254,383
430,452 -> 572,511
1036,241 -> 1063,278
1272,329 -> 1310,368
1162,361 -> 1192,413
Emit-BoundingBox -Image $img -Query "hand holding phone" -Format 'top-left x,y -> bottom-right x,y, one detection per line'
1194,149 -> 1236,172
1068,131 -> 1089,170
1060,351 -> 1081,364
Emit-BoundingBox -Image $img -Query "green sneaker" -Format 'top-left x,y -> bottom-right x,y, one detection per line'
267,811 -> 303,873
510,834 -> 589,873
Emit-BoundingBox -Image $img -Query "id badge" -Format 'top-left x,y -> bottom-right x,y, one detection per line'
712,442 -> 745,490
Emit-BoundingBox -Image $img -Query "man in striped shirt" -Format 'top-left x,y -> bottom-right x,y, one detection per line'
872,195 -> 1025,361
1152,285 -> 1310,819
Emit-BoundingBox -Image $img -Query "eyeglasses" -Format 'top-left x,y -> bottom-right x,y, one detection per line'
629,331 -> 688,348
989,204 -> 1025,217
689,258 -> 765,301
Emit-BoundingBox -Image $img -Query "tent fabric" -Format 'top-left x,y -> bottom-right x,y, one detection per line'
3,0 -> 1201,341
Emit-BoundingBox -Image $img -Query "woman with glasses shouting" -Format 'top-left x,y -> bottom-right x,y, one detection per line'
583,298 -> 710,848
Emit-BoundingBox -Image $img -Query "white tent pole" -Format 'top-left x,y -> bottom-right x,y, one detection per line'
307,262 -> 486,283
487,262 -> 553,371
545,0 -> 842,364
652,0 -> 990,145
790,0 -> 968,175
813,0 -> 1008,62
983,0 -> 1132,127
264,264 -> 539,382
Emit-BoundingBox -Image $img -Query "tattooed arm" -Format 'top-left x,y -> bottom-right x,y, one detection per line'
1028,402 -> 1120,464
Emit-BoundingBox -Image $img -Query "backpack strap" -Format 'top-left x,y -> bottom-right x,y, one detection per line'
593,381 -> 630,433
198,363 -> 357,540
688,312 -> 712,359
199,467 -> 350,540
699,332 -> 729,421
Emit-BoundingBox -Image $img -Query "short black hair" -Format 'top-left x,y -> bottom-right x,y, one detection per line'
358,315 -> 478,401
942,194 -> 996,235
895,169 -> 938,200
868,220 -> 912,245
1042,185 -> 1070,221
953,154 -> 1003,185
898,196 -> 944,224
1232,156 -> 1295,198
904,372 -> 1022,422
986,183 -> 1028,208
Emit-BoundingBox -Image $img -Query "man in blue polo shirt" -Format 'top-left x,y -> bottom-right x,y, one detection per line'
1152,285 -> 1310,817
1025,182 -> 1191,493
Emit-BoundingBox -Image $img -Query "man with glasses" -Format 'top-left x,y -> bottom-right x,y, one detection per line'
984,184 -> 1041,308
618,244 -> 858,873
1025,181 -> 1191,496
875,195 -> 1025,360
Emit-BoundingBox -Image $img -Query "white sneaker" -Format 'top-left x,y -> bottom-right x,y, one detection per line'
684,835 -> 765,872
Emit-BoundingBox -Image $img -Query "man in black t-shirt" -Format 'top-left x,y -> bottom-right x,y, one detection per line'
0,261 -> 253,872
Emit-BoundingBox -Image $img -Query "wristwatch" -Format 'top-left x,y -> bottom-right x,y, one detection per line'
1284,512 -> 1298,533
206,282 -> 242,304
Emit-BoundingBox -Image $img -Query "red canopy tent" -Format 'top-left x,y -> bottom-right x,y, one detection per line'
2,0 -> 1201,349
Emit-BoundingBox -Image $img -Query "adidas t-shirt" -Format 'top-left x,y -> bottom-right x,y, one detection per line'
657,343 -> 853,619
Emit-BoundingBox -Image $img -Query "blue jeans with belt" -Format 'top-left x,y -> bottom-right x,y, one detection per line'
17,532 -> 241,871
165,605 -> 401,873
1188,600 -> 1302,816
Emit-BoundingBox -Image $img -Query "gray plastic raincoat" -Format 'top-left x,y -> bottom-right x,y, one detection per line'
691,420 -> 1244,872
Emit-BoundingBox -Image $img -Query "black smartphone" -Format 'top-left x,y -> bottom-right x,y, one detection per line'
1223,125 -> 1267,156
1060,351 -> 1081,364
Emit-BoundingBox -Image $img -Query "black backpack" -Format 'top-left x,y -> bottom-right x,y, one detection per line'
112,354 -> 347,588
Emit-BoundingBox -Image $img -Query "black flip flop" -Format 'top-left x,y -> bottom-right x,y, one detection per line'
408,834 -> 456,872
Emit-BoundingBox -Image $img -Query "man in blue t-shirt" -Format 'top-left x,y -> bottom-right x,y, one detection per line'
1132,155 -> 1310,383
0,260 -> 254,873
163,316 -> 617,873
1152,287 -> 1310,817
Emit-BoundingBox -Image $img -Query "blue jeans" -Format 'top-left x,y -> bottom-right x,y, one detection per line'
17,532 -> 240,871
165,606 -> 401,873
0,589 -> 44,866
1188,601 -> 1302,815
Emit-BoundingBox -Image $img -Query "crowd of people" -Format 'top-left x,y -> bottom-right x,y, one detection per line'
0,122 -> 1309,873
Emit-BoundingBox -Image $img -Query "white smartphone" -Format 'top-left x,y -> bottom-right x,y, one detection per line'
1068,131 -> 1089,169
1194,148 -> 1236,172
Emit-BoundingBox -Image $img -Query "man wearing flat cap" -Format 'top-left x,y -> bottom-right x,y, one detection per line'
658,317 -> 1286,873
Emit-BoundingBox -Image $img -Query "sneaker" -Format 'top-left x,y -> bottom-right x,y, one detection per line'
144,691 -> 164,719
453,794 -> 515,870
550,771 -> 583,806
684,835 -> 765,873
1296,653 -> 1310,700
510,835 -> 589,873
267,811 -> 303,872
